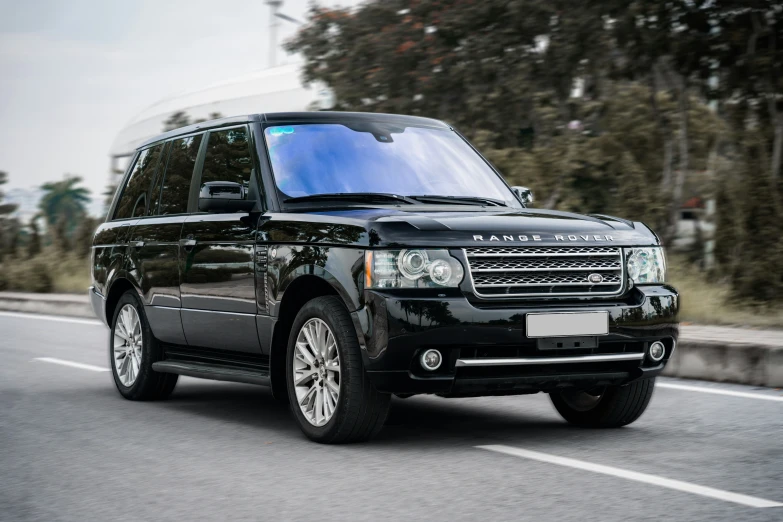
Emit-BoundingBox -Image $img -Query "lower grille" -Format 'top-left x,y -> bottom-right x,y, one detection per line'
465,246 -> 625,297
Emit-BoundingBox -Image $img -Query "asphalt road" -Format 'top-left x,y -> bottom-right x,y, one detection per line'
2,312 -> 782,522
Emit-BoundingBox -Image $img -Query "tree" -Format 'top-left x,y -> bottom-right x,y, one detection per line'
287,1 -> 717,227
0,171 -> 19,261
0,171 -> 16,216
162,111 -> 192,132
289,0 -> 783,303
163,111 -> 223,132
710,1 -> 783,181
27,217 -> 41,258
38,176 -> 91,247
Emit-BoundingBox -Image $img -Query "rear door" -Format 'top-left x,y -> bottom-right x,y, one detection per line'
179,125 -> 261,352
128,135 -> 203,345
93,152 -> 145,299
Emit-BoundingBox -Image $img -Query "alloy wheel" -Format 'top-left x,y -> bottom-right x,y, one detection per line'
113,304 -> 143,387
293,318 -> 341,427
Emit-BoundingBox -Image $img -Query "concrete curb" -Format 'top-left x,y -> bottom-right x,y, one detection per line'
0,292 -> 93,318
1,292 -> 781,387
663,340 -> 783,388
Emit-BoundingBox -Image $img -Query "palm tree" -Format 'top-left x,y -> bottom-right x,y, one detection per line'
38,175 -> 91,244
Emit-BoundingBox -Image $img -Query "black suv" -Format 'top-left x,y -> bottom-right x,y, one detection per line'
91,112 -> 679,443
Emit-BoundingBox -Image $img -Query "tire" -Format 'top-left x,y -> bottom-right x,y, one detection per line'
549,378 -> 655,428
109,290 -> 178,401
286,296 -> 390,443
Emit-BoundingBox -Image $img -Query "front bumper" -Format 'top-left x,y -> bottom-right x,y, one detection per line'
351,285 -> 679,397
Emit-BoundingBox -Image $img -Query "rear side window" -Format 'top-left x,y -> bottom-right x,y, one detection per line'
201,127 -> 253,187
156,134 -> 203,215
147,141 -> 171,215
113,144 -> 165,220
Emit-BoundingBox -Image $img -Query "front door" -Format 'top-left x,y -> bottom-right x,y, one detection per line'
178,125 -> 262,352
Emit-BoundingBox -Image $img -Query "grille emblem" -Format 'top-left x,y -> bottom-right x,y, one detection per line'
588,273 -> 604,284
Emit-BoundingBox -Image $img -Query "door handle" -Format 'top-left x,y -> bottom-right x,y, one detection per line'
131,241 -> 144,248
181,238 -> 197,251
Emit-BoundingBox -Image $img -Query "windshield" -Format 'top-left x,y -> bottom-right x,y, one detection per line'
263,123 -> 519,207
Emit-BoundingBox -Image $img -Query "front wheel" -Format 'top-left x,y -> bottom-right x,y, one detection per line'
549,378 -> 655,428
286,296 -> 390,443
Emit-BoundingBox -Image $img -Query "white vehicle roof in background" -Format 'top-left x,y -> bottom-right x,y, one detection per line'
109,63 -> 331,158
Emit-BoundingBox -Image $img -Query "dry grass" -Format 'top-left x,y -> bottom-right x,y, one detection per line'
0,249 -> 91,294
668,256 -> 783,329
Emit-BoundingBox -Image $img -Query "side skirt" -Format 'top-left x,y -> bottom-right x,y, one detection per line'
152,360 -> 270,386
153,344 -> 271,386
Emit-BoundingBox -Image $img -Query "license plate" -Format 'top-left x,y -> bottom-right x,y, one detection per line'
526,311 -> 609,338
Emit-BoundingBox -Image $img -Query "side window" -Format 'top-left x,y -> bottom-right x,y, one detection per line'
157,134 -> 203,215
113,144 -> 164,220
201,127 -> 253,195
148,141 -> 171,215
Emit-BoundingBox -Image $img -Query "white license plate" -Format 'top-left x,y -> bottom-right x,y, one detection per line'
526,311 -> 609,338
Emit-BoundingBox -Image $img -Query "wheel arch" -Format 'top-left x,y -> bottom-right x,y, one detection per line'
269,274 -> 342,403
104,276 -> 140,325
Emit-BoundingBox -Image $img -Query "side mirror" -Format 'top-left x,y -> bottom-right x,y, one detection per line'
511,186 -> 534,206
198,181 -> 256,213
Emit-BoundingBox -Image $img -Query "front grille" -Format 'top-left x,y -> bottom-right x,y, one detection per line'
465,246 -> 625,297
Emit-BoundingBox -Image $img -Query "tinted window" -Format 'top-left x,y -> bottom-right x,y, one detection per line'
148,141 -> 170,215
114,144 -> 165,219
201,127 -> 253,191
264,123 -> 517,206
157,134 -> 202,215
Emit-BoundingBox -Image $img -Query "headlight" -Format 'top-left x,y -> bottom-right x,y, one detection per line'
624,247 -> 666,284
365,249 -> 465,288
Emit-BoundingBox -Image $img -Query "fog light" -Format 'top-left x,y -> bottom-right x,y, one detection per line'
649,341 -> 665,362
420,349 -> 442,371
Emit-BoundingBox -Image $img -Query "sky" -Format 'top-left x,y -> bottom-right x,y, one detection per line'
0,0 -> 323,207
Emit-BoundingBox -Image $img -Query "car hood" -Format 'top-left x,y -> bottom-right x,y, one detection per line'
263,207 -> 659,248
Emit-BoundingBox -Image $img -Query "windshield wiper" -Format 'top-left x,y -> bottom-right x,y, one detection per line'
283,192 -> 417,205
408,195 -> 507,207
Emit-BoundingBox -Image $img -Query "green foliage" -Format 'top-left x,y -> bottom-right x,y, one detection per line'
27,218 -> 41,259
290,0 -> 783,303
39,175 -> 91,248
733,135 -> 783,302
162,111 -> 223,132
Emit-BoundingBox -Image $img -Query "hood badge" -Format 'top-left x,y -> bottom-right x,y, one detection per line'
588,273 -> 604,284
472,234 -> 614,242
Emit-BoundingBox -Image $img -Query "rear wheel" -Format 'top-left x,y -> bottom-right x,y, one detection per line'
110,291 -> 178,401
286,296 -> 390,443
549,378 -> 655,428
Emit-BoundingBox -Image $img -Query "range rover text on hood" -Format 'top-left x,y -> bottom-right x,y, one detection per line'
473,233 -> 616,242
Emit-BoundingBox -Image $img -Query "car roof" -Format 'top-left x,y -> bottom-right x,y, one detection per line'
137,111 -> 451,150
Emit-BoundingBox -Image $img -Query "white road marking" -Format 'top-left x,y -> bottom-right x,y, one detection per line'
658,382 -> 783,403
477,445 -> 782,509
0,310 -> 103,326
33,357 -> 109,372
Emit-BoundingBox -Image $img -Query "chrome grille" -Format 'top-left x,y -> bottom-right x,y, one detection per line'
465,246 -> 625,297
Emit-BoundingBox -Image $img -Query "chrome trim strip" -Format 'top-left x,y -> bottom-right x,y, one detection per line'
148,305 -> 256,318
474,281 -> 620,288
179,307 -> 256,317
471,267 -> 621,273
455,353 -> 644,367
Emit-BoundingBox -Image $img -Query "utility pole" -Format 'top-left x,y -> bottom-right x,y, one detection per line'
266,0 -> 283,68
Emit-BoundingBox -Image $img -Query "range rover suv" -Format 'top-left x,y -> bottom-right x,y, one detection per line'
90,112 -> 679,443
